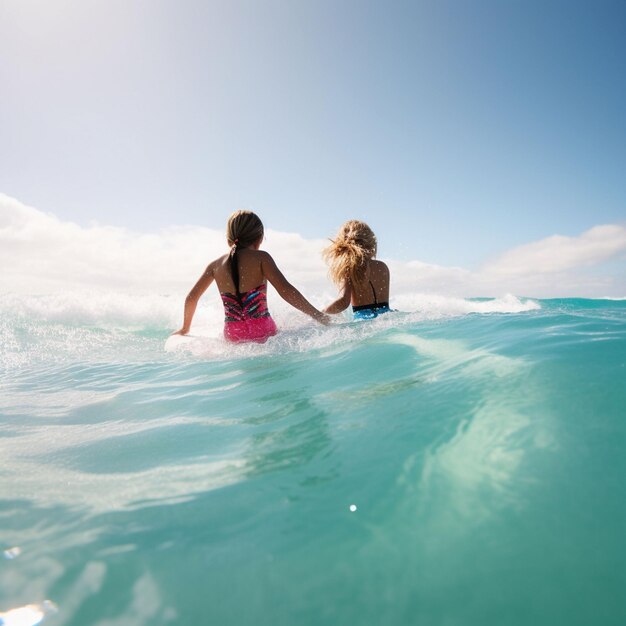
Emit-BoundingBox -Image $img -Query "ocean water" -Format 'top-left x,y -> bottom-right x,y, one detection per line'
1,294 -> 625,626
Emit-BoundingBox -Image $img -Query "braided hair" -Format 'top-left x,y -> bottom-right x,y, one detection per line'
226,210 -> 264,297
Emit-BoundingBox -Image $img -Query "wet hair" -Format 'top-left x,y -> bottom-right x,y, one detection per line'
226,210 -> 264,296
323,220 -> 377,287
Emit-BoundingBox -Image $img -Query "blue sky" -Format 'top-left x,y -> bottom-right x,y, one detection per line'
1,0 -> 625,269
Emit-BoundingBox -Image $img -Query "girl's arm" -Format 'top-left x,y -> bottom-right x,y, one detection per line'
324,281 -> 351,314
261,253 -> 330,325
172,264 -> 215,335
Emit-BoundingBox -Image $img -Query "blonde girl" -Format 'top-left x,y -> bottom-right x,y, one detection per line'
173,210 -> 329,342
323,220 -> 391,319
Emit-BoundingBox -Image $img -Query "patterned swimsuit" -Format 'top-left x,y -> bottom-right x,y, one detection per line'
220,283 -> 277,343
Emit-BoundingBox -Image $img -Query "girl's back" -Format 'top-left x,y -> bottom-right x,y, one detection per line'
349,258 -> 390,308
212,248 -> 267,295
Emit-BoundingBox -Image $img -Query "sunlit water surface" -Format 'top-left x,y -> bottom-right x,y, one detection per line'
1,297 -> 625,625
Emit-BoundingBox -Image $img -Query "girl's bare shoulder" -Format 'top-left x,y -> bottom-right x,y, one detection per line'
371,259 -> 390,274
249,248 -> 272,259
245,249 -> 274,265
203,253 -> 231,278
208,253 -> 230,269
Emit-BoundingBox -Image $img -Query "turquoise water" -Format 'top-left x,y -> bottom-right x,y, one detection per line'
1,298 -> 625,625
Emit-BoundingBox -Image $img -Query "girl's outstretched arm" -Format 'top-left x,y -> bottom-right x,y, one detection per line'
261,252 -> 330,325
324,281 -> 351,314
172,264 -> 215,335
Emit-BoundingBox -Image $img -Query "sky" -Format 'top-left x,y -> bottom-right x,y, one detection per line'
1,0 -> 625,295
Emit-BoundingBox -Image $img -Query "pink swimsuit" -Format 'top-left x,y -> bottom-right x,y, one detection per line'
221,283 -> 277,343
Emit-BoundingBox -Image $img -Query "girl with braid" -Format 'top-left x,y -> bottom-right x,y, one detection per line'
173,210 -> 329,343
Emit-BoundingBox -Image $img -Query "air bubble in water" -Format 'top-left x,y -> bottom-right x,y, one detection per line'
3,546 -> 22,560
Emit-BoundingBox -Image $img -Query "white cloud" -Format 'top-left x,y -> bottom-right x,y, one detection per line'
482,225 -> 626,276
1,193 -> 624,300
0,193 -> 223,292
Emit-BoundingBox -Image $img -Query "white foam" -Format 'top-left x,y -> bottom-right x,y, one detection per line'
392,292 -> 540,317
0,292 -> 182,328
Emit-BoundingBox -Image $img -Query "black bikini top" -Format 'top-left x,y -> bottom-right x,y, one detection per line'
352,280 -> 389,312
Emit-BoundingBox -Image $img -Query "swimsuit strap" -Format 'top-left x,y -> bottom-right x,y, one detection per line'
353,302 -> 389,312
369,280 -> 378,305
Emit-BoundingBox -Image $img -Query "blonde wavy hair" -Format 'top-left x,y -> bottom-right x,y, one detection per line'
323,220 -> 378,287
